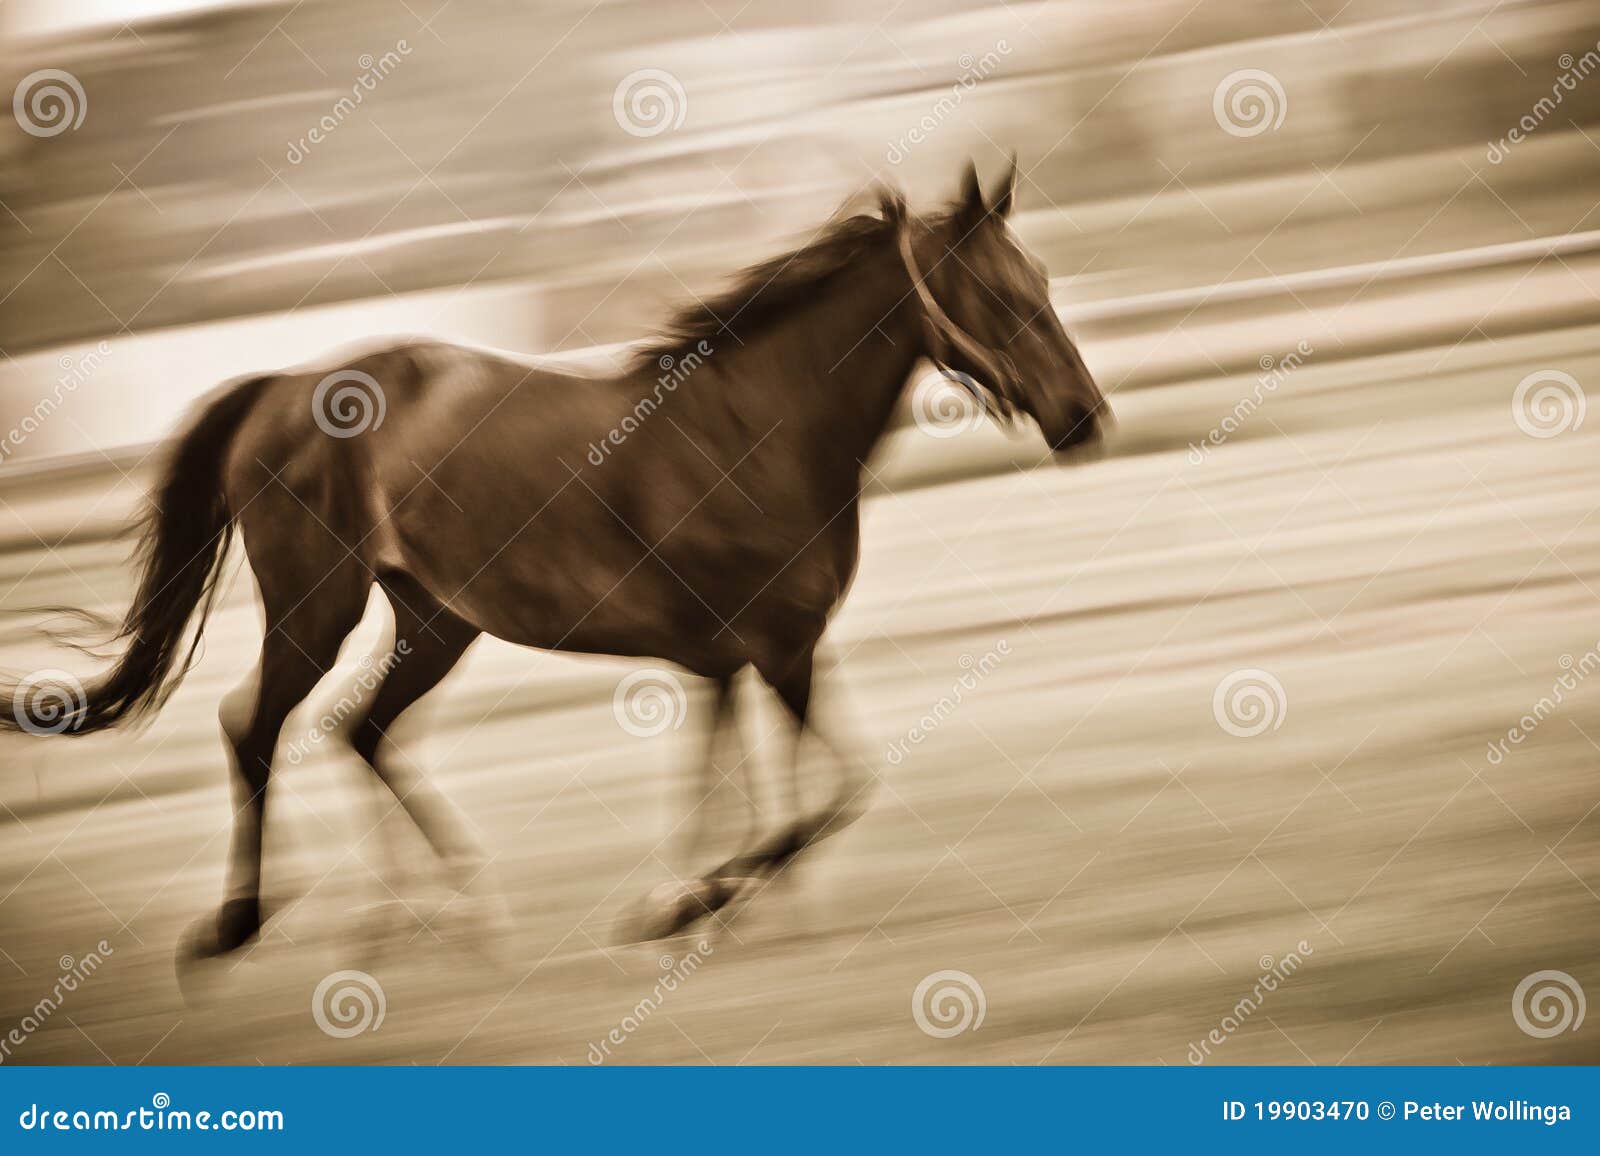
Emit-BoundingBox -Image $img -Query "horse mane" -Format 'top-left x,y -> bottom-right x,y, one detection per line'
630,190 -> 914,372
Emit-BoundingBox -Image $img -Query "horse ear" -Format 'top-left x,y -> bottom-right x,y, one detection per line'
957,160 -> 986,222
989,154 -> 1018,218
875,183 -> 907,224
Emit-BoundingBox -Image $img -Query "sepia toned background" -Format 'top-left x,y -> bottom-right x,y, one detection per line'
1,0 -> 1597,1064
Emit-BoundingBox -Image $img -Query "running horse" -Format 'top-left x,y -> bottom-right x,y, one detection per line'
0,160 -> 1106,971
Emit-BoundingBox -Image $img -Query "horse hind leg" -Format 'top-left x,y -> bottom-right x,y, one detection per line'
180,578 -> 367,980
342,573 -> 500,950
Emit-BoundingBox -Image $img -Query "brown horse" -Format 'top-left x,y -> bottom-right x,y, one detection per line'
1,159 -> 1106,968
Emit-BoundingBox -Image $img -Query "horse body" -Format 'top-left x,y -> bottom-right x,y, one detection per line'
228,242 -> 921,680
1,161 -> 1108,965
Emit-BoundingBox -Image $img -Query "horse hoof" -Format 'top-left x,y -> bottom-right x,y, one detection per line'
619,877 -> 756,943
351,899 -> 422,968
433,891 -> 515,972
173,899 -> 260,1005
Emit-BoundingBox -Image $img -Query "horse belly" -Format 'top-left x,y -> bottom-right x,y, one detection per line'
387,480 -> 743,673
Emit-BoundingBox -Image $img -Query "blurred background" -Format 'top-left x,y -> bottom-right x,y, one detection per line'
1,0 -> 1598,1064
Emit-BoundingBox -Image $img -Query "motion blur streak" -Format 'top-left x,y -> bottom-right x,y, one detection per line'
1,0 -> 1598,1065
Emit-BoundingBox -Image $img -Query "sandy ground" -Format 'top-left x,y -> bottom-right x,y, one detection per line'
1,323 -> 1599,1066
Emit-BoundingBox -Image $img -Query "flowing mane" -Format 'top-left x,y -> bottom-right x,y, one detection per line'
631,207 -> 903,371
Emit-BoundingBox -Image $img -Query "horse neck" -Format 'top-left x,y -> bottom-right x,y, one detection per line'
749,246 -> 925,478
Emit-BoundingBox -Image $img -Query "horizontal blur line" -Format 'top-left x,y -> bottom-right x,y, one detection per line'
155,90 -> 343,125
1060,229 -> 1600,324
183,218 -> 531,279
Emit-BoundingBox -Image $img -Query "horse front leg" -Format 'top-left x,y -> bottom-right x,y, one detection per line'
675,673 -> 744,873
629,645 -> 876,941
623,671 -> 755,942
716,646 -> 875,894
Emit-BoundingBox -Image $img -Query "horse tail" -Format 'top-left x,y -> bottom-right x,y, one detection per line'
1,374 -> 273,735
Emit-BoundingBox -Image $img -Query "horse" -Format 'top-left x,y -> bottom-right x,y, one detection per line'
0,158 -> 1107,972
